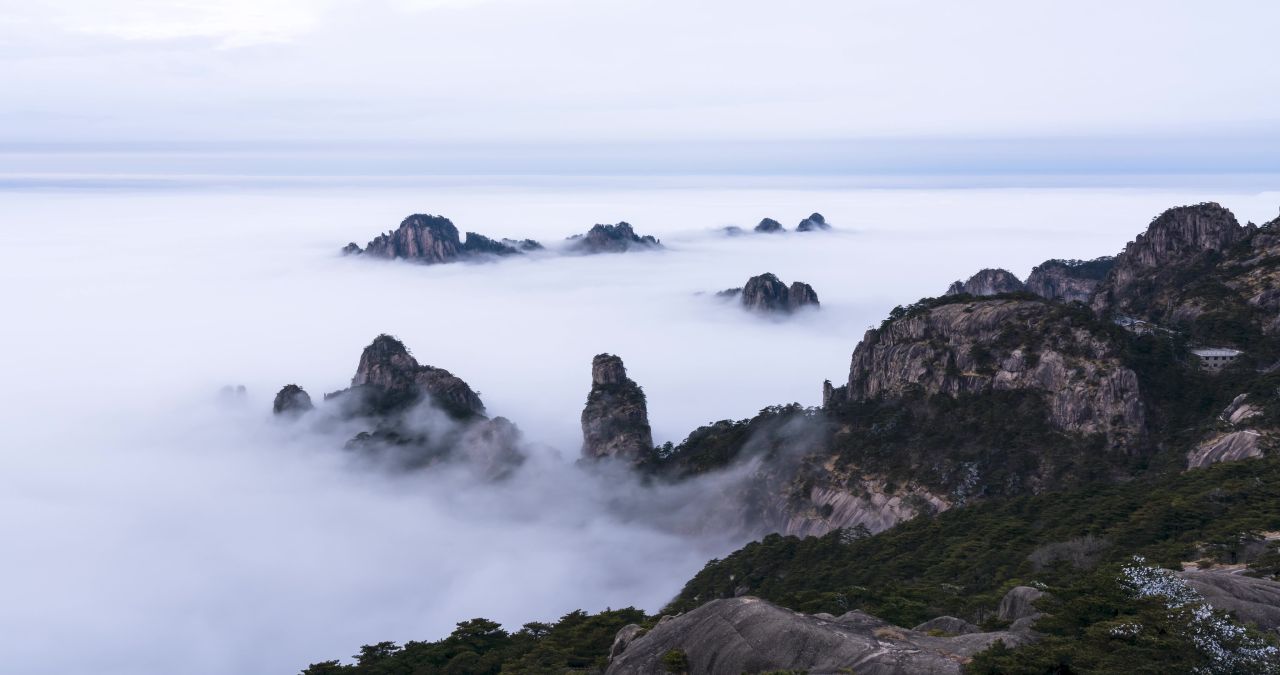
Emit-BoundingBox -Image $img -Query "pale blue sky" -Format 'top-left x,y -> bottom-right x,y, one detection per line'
2,1 -> 1279,173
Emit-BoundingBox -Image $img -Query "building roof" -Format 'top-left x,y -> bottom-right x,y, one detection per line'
1191,347 -> 1242,358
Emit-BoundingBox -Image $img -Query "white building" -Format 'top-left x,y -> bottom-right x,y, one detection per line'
1191,347 -> 1242,372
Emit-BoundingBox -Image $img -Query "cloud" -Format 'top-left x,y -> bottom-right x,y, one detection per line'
1,179 -> 1279,674
0,1 -> 1277,141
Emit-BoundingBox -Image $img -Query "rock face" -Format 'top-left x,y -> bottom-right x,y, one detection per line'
728,273 -> 820,313
605,597 -> 1034,675
1179,569 -> 1280,634
945,268 -> 1026,297
565,222 -> 661,253
581,354 -> 654,462
1025,257 -> 1115,303
1187,430 -> 1265,468
344,214 -> 542,262
795,212 -> 830,232
272,384 -> 313,415
1092,203 -> 1248,317
338,334 -> 487,420
358,214 -> 464,263
754,218 -> 785,234
844,299 -> 1144,448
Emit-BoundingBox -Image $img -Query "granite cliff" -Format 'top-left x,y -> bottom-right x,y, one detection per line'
1024,257 -> 1114,303
581,354 -> 655,463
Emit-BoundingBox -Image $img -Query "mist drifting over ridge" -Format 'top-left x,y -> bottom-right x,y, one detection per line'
3,179 -> 1280,675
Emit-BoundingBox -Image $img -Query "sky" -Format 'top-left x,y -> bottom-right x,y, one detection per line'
3,3 -> 1280,673
2,0 -> 1279,172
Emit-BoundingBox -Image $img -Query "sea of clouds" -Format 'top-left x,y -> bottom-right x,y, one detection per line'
1,178 -> 1278,674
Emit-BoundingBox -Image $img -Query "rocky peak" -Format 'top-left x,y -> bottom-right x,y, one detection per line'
730,273 -> 820,313
845,298 -> 1143,447
581,354 -> 654,462
1093,202 -> 1247,314
754,218 -> 785,234
344,214 -> 541,263
272,384 -> 313,416
566,222 -> 661,254
340,334 -> 486,420
1024,257 -> 1115,303
591,353 -> 629,386
795,212 -> 830,232
360,214 -> 463,263
945,268 -> 1025,297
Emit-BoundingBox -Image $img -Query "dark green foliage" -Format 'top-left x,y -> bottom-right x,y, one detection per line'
299,608 -> 645,675
660,649 -> 688,673
879,291 -> 1042,330
640,404 -> 817,477
665,458 -> 1280,628
827,389 -> 1117,501
965,564 -> 1279,674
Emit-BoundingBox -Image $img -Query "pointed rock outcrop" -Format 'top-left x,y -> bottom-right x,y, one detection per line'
945,268 -> 1026,297
332,334 -> 486,420
722,273 -> 820,313
1092,202 -> 1248,316
795,212 -> 830,232
581,354 -> 654,462
272,384 -> 313,416
566,223 -> 661,254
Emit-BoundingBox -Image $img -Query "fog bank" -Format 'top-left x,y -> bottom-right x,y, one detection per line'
1,180 -> 1278,674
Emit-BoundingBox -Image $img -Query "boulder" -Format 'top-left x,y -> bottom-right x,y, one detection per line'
581,354 -> 654,462
1179,569 -> 1280,634
605,597 -> 1034,675
998,585 -> 1047,623
911,616 -> 981,635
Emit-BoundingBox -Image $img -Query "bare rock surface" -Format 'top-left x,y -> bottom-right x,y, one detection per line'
844,298 -> 1143,447
1092,203 -> 1247,316
333,334 -> 487,420
1024,257 -> 1114,303
945,268 -> 1026,297
345,214 -> 540,262
912,616 -> 981,635
566,222 -> 661,253
581,354 -> 654,462
605,597 -> 1034,675
997,586 -> 1047,622
725,273 -> 820,314
1178,569 -> 1280,634
1187,430 -> 1265,469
